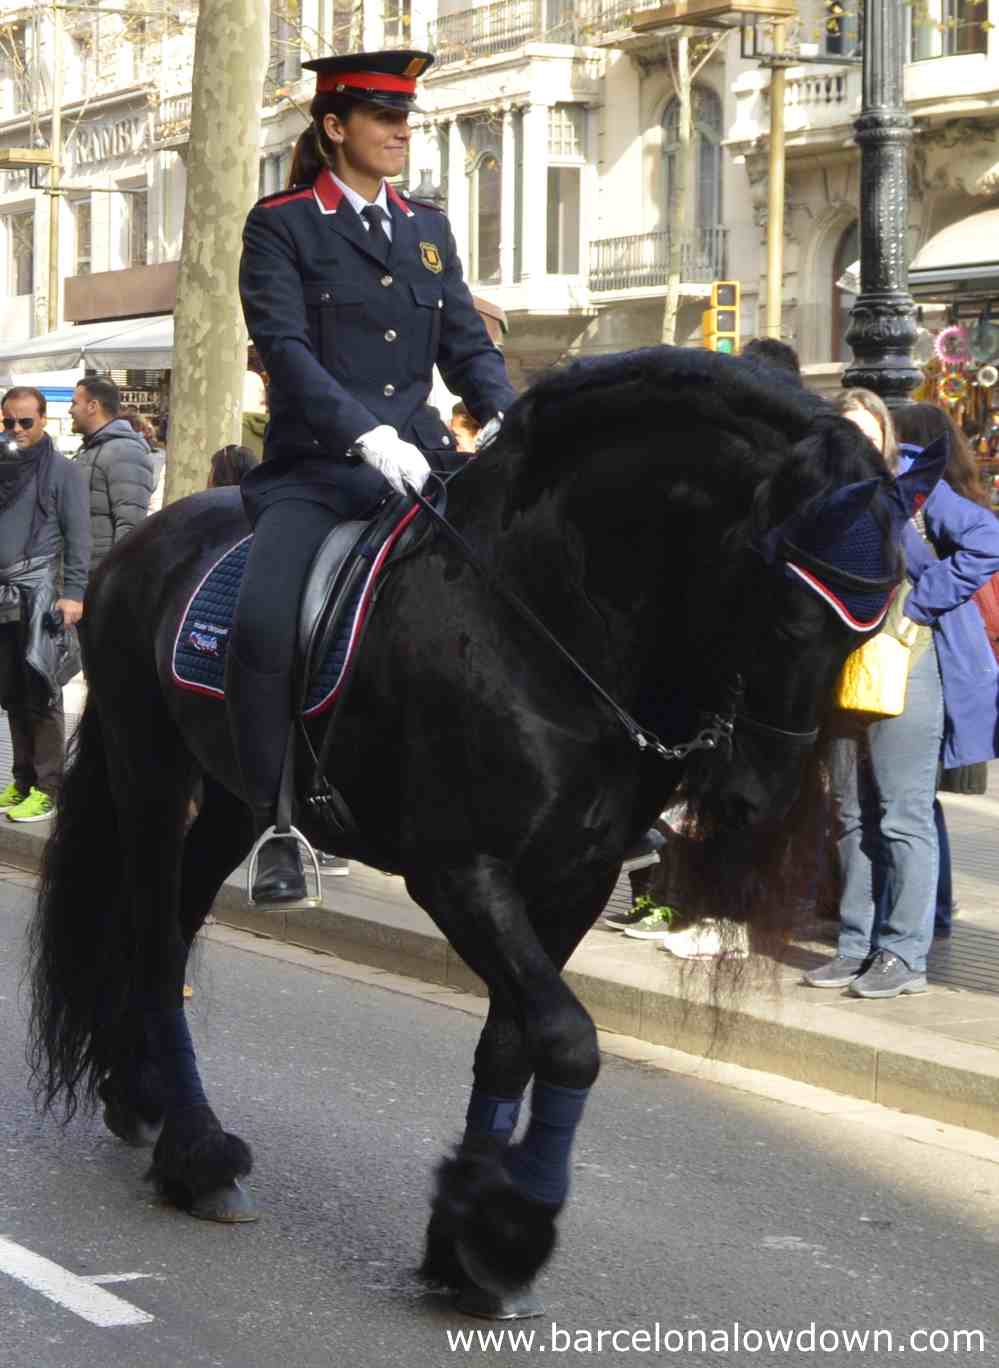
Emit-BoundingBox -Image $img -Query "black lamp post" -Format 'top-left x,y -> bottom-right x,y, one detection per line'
842,0 -> 922,407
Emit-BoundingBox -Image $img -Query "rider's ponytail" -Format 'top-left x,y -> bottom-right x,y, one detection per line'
286,93 -> 364,189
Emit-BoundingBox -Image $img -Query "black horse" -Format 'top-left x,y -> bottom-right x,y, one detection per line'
28,349 -> 938,1309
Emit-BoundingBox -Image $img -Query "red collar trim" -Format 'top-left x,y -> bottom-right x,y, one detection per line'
787,562 -> 894,633
386,183 -> 414,218
313,168 -> 344,215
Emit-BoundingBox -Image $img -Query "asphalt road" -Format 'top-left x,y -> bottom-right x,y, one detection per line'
1,875 -> 997,1368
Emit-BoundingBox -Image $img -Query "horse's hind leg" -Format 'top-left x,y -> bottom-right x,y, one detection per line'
410,858 -> 610,1300
98,713 -> 255,1222
102,775 -> 254,1152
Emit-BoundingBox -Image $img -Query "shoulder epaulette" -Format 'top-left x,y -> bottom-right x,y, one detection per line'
402,191 -> 446,214
256,185 -> 312,209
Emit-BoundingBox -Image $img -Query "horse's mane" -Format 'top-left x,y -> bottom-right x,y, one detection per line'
494,347 -> 887,532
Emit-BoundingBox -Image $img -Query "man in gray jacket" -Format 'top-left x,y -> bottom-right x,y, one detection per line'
69,377 -> 158,570
0,387 -> 89,823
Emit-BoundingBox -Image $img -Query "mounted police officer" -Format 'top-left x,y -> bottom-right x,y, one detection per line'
234,49 -> 516,905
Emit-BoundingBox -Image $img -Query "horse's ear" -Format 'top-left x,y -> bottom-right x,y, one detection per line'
883,435 -> 947,521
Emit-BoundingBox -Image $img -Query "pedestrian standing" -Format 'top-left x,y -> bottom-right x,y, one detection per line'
805,389 -> 999,997
0,387 -> 90,823
69,377 -> 158,571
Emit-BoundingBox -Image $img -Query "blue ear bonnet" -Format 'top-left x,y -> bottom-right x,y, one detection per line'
756,481 -> 901,632
782,507 -> 899,631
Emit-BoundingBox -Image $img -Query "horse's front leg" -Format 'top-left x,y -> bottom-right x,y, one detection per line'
409,857 -> 602,1303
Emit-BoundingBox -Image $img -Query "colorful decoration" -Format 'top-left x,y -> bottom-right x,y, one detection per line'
939,371 -> 968,405
935,325 -> 972,367
977,364 -> 999,389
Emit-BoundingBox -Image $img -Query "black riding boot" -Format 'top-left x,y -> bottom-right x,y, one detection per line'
226,651 -> 307,905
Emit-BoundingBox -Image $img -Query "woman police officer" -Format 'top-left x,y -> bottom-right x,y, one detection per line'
234,50 -> 515,904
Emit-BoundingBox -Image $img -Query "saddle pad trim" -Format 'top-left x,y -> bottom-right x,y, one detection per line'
171,535 -> 252,700
302,502 -> 421,718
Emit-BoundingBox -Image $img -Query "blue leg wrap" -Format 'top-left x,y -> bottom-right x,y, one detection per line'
145,1008 -> 208,1110
505,1079 -> 589,1207
463,1088 -> 523,1147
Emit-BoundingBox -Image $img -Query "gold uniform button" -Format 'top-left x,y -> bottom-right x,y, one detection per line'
380,274 -> 394,287
383,383 -> 395,397
385,329 -> 397,342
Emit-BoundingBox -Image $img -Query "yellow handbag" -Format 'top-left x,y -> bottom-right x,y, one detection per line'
833,632 -> 911,720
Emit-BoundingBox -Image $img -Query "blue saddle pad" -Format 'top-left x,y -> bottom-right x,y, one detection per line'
172,535 -> 367,718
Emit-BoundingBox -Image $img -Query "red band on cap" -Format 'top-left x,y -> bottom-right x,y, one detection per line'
316,70 -> 416,95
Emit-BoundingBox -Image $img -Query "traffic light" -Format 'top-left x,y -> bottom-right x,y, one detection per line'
702,281 -> 740,354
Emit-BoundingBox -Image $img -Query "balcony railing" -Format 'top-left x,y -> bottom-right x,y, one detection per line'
428,0 -> 666,67
155,93 -> 192,146
589,227 -> 728,292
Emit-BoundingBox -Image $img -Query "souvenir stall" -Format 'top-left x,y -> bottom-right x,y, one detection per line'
909,208 -> 999,508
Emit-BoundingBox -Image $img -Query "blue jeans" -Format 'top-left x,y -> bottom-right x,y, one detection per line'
830,647 -> 944,972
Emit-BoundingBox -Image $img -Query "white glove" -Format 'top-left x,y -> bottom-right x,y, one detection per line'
474,412 -> 503,453
352,425 -> 431,496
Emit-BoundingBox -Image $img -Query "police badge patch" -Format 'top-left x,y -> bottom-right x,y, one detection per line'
420,241 -> 443,274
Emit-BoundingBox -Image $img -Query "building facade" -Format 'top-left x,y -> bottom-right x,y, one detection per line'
3,0 -> 997,394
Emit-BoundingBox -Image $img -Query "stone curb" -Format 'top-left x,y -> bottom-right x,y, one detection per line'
7,820 -> 998,1141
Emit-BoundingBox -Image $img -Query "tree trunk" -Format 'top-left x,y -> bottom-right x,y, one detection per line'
164,0 -> 270,504
661,36 -> 693,347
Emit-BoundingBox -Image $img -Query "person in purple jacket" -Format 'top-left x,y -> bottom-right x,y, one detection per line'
806,389 -> 999,998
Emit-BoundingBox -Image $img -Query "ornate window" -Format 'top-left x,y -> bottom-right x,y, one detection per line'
547,105 -> 585,275
909,0 -> 988,59
4,212 -> 34,297
662,85 -> 722,229
467,117 -> 502,285
73,198 -> 92,276
832,220 -> 859,363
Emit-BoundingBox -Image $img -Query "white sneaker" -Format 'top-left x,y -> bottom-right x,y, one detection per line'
656,920 -> 749,960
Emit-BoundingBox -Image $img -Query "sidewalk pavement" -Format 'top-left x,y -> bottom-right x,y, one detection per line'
0,730 -> 996,1141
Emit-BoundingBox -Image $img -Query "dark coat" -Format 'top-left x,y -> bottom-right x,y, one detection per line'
74,419 -> 158,571
238,168 -> 516,520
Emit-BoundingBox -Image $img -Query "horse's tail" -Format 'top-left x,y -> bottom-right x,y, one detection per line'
27,697 -> 134,1120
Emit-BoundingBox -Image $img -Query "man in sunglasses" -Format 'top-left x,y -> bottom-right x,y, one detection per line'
0,388 -> 89,823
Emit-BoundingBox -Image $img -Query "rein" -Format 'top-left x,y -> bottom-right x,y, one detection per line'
404,478 -> 818,763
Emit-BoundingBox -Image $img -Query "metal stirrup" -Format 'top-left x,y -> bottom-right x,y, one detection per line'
245,825 -> 323,910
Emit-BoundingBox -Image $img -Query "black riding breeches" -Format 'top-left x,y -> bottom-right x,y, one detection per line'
226,498 -> 335,819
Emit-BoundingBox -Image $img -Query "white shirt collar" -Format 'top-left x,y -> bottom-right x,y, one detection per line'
330,170 -> 389,223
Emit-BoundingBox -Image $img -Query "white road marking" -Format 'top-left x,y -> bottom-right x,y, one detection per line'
83,1272 -> 159,1285
0,1237 -> 154,1327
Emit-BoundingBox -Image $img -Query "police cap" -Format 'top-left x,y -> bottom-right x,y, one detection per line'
302,50 -> 434,113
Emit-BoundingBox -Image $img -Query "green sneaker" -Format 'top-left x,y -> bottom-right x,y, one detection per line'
623,906 -> 676,940
0,782 -> 25,811
7,787 -> 56,823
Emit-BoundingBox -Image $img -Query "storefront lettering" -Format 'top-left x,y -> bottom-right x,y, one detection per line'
70,114 -> 149,167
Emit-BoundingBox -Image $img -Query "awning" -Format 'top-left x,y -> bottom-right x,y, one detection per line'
909,208 -> 999,300
834,210 -> 999,303
0,314 -> 173,373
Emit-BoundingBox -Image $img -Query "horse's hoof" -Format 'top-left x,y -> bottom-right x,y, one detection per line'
456,1237 -> 537,1300
189,1179 -> 258,1224
456,1280 -> 544,1320
103,1103 -> 163,1149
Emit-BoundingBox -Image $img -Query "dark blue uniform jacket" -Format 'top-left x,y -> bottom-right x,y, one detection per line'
238,168 -> 515,519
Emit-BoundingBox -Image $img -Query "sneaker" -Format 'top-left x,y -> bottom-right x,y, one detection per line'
849,949 -> 927,999
803,955 -> 868,989
623,906 -> 676,940
7,787 -> 55,823
656,920 -> 749,960
602,903 -> 654,931
0,782 -> 25,811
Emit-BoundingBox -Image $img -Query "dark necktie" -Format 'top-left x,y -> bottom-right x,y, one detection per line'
361,204 -> 390,262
